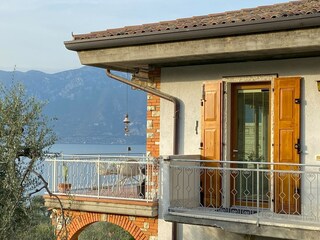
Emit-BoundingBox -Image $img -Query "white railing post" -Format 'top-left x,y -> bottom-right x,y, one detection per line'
97,155 -> 100,198
160,156 -> 171,218
317,170 -> 320,221
256,162 -> 260,223
53,156 -> 57,193
147,157 -> 150,202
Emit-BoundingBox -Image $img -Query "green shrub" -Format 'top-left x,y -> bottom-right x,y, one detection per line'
79,222 -> 134,240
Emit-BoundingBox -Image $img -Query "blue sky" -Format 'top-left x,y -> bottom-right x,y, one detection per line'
0,0 -> 290,73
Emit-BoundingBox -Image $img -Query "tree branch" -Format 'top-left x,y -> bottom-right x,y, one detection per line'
30,169 -> 69,239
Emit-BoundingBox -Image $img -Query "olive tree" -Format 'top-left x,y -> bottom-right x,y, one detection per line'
0,83 -> 57,239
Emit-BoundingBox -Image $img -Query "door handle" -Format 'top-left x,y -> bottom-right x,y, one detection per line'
294,139 -> 301,154
232,149 -> 238,158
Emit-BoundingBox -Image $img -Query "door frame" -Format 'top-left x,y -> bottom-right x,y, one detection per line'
230,82 -> 272,160
230,82 -> 271,208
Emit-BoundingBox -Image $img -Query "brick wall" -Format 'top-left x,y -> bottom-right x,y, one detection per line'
145,68 -> 160,204
146,68 -> 161,158
53,210 -> 158,240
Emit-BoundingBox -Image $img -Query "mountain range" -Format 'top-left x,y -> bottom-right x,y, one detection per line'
0,67 -> 147,145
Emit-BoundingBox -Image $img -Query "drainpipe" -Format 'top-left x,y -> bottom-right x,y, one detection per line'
106,69 -> 180,155
106,69 -> 179,240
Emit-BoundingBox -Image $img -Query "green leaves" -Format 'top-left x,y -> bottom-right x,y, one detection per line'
79,222 -> 134,240
0,82 -> 57,239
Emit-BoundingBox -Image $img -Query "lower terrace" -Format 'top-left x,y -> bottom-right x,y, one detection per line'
43,154 -> 158,217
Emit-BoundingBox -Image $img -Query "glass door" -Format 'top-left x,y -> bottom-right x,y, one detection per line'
231,83 -> 270,208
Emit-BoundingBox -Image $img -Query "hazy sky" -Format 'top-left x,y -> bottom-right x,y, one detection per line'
0,0 -> 290,73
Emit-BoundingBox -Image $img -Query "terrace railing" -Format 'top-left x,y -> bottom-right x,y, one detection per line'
44,154 -> 158,202
165,158 -> 320,229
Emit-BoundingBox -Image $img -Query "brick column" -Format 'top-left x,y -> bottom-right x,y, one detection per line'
146,68 -> 161,158
145,68 -> 161,202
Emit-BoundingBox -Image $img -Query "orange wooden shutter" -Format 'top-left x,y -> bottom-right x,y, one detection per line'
201,81 -> 222,207
274,77 -> 301,214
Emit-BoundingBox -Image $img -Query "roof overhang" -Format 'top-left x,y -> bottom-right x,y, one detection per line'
64,14 -> 320,72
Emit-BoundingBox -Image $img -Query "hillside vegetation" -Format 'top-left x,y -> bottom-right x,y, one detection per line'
0,67 -> 147,145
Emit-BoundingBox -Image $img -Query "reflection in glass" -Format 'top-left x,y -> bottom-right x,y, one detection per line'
234,88 -> 269,206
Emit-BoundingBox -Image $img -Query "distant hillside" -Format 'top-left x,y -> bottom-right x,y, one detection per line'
0,67 -> 147,144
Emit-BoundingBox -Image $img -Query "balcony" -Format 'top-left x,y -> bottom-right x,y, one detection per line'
43,154 -> 158,217
162,156 -> 320,237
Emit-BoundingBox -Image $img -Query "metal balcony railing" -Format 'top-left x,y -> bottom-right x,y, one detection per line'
44,154 -> 158,202
167,159 -> 320,229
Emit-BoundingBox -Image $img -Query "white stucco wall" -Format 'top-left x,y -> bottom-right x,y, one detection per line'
158,57 -> 320,240
160,56 -> 320,162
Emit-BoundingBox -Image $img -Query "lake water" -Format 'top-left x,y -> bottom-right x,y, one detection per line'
49,143 -> 146,155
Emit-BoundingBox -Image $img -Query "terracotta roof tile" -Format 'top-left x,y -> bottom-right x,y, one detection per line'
73,0 -> 320,41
